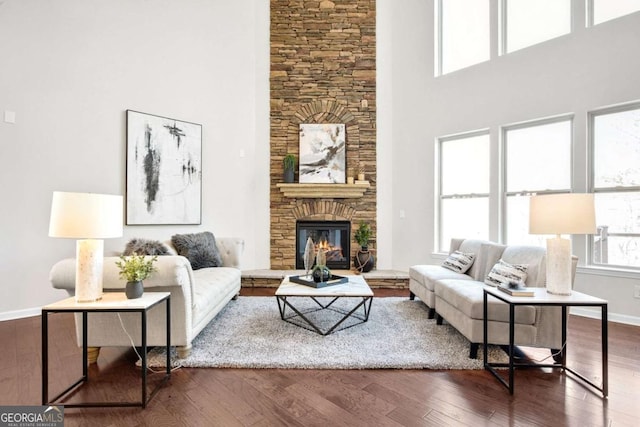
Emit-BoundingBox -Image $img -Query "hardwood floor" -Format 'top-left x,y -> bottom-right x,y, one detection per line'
2,288 -> 639,426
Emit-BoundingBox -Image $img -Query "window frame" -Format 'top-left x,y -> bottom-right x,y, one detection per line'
501,115 -> 574,244
588,101 -> 640,270
586,0 -> 595,26
499,0 -> 572,55
436,129 -> 491,251
435,0 -> 491,76
587,0 -> 640,27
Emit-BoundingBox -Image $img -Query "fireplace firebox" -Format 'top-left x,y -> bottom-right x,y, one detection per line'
295,220 -> 351,270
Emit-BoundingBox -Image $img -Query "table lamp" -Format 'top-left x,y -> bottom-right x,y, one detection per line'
49,191 -> 123,302
529,193 -> 596,295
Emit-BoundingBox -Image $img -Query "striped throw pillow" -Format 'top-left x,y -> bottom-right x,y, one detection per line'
484,259 -> 528,287
442,251 -> 475,274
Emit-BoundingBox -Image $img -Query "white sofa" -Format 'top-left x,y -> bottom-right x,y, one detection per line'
50,237 -> 244,362
410,238 -> 577,358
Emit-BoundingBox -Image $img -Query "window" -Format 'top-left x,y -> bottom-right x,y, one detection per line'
589,0 -> 640,26
438,132 -> 490,251
591,104 -> 640,268
504,118 -> 572,245
436,0 -> 490,75
502,0 -> 571,54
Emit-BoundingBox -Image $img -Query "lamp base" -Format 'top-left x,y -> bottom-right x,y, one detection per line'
545,236 -> 572,295
75,239 -> 104,302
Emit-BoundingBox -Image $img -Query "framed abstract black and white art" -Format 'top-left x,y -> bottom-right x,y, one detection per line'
126,110 -> 202,225
299,123 -> 346,184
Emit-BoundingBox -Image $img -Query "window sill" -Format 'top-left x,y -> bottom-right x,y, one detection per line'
576,265 -> 640,280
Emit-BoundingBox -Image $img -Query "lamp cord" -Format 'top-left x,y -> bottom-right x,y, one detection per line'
117,313 -> 181,373
513,341 -> 567,363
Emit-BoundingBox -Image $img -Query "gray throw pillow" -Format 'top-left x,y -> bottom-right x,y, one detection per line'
171,231 -> 223,270
123,238 -> 169,256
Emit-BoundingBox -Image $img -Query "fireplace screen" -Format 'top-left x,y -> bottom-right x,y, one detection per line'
296,220 -> 351,270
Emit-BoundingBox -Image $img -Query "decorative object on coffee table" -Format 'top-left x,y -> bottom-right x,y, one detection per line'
290,274 -> 348,288
303,236 -> 315,277
354,221 -> 375,273
312,265 -> 331,283
312,248 -> 331,282
115,253 -> 158,299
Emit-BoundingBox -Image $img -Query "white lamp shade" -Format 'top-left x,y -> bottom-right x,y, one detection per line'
529,193 -> 597,235
49,191 -> 123,239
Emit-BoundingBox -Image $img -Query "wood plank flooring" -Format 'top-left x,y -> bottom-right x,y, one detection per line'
1,287 -> 639,426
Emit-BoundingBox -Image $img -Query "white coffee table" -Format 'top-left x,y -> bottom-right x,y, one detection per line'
275,274 -> 374,335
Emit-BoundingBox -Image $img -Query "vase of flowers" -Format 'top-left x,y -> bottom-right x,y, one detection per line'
115,253 -> 158,299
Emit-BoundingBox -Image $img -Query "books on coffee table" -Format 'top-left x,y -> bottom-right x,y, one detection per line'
497,283 -> 534,297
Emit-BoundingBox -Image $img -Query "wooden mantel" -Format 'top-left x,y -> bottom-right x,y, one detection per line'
276,181 -> 370,198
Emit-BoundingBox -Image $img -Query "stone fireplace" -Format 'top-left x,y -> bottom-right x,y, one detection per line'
296,220 -> 351,270
270,0 -> 376,270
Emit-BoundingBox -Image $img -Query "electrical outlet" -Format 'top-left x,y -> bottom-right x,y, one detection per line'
635,285 -> 640,299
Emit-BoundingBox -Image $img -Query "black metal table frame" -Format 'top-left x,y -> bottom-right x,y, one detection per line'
42,294 -> 171,408
483,288 -> 608,397
277,295 -> 373,336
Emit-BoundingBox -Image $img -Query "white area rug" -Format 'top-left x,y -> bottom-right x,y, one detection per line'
145,296 -> 506,370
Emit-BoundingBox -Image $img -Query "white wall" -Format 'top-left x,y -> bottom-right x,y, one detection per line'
388,1 -> 640,323
0,0 -> 270,318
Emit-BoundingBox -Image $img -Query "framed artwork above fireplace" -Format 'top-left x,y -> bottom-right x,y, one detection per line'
299,123 -> 346,184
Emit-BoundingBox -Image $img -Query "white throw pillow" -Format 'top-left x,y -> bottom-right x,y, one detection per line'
442,251 -> 476,274
484,259 -> 528,287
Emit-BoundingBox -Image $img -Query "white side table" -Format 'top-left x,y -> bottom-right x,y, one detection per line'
483,286 -> 608,397
42,292 -> 171,408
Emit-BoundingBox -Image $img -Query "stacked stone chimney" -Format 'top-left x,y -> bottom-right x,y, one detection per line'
270,0 -> 376,269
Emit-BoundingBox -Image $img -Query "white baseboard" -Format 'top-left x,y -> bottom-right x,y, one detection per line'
0,307 -> 41,322
571,307 -> 640,326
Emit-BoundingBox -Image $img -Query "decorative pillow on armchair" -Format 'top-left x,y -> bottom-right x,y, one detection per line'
484,259 -> 528,287
171,231 -> 223,270
442,251 -> 475,274
123,238 -> 170,256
